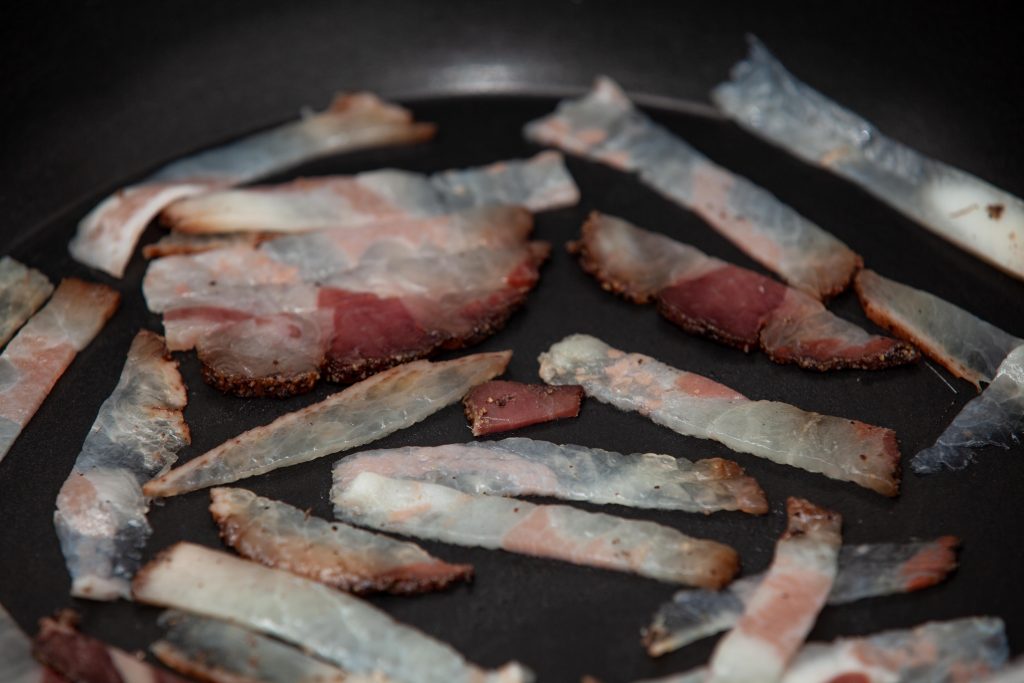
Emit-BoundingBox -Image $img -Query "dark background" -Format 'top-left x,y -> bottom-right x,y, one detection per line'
2,2 -> 1022,681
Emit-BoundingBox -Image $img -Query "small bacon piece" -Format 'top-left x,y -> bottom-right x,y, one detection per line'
463,381 -> 584,435
643,536 -> 959,656
32,611 -> 189,683
0,257 -> 53,348
705,498 -> 841,683
575,213 -> 917,370
0,279 -> 120,463
161,151 -> 579,234
132,543 -> 532,683
1,603 -> 65,683
210,487 -> 472,594
539,335 -> 901,496
144,351 -> 511,497
633,617 -> 1008,683
714,37 -> 1024,281
855,269 -> 1023,389
912,344 -> 1024,474
69,93 -> 436,278
524,77 -> 859,299
55,331 -> 189,601
332,472 -> 739,588
151,611 -> 380,683
333,438 -> 767,515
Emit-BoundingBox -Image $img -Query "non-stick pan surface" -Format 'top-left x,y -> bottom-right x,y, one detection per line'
2,2 -> 1023,681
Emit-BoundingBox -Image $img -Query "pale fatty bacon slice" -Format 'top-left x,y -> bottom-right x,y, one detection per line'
573,213 -> 917,371
159,151 -> 579,234
69,92 -> 436,278
0,256 -> 53,348
539,334 -> 902,496
524,77 -> 860,299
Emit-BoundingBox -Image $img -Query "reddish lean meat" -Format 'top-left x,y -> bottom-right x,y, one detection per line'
463,381 -> 584,436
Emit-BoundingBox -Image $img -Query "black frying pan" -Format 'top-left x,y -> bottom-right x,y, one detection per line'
2,2 -> 1023,681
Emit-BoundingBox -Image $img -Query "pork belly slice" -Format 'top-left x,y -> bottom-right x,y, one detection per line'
714,37 -> 1024,281
705,498 -> 840,683
143,351 -> 511,497
161,151 -> 579,234
463,381 -> 583,435
855,269 -> 1023,389
132,543 -> 532,683
55,331 -> 190,602
0,279 -> 120,463
159,241 -> 546,397
0,257 -> 53,348
32,611 -> 188,683
333,472 -> 739,588
1,603 -> 65,683
333,438 -> 767,515
69,93 -> 435,279
524,78 -> 859,299
152,611 -> 364,683
539,335 -> 901,496
210,487 -> 472,594
634,617 -> 1007,683
643,536 -> 959,656
574,213 -> 917,371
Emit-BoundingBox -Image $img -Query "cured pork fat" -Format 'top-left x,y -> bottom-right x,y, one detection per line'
0,257 -> 53,348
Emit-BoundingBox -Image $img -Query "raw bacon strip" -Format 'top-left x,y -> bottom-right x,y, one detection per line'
332,472 -> 739,588
333,438 -> 767,515
152,611 -> 374,683
132,543 -> 532,683
54,331 -> 189,601
143,206 -> 534,313
643,536 -> 958,656
539,335 -> 901,496
714,38 -> 1024,281
633,617 -> 1008,683
912,345 -> 1024,474
0,257 -> 53,348
1,603 -> 64,683
143,351 -> 511,497
0,279 -> 120,464
524,78 -> 859,299
463,381 -> 584,435
161,151 -> 579,234
575,213 -> 917,370
855,269 -> 1023,389
210,487 -> 472,594
705,498 -> 841,683
32,611 -> 189,683
69,93 -> 436,278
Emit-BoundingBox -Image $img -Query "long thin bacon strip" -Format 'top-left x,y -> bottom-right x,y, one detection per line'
210,487 -> 472,594
332,438 -> 768,514
332,472 -> 739,588
705,498 -> 841,683
69,93 -> 436,278
0,257 -> 53,348
643,536 -> 959,656
0,279 -> 120,464
161,151 -> 579,234
524,78 -> 859,299
143,351 -> 511,497
633,617 -> 1008,683
855,269 -> 1023,389
539,335 -> 901,496
32,612 -> 189,683
574,213 -> 917,371
714,37 -> 1024,281
1,604 -> 64,683
152,611 -> 376,683
132,543 -> 532,683
55,331 -> 190,601
912,344 -> 1024,474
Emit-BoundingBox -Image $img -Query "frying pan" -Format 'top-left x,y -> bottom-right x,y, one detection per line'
2,2 -> 1023,680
